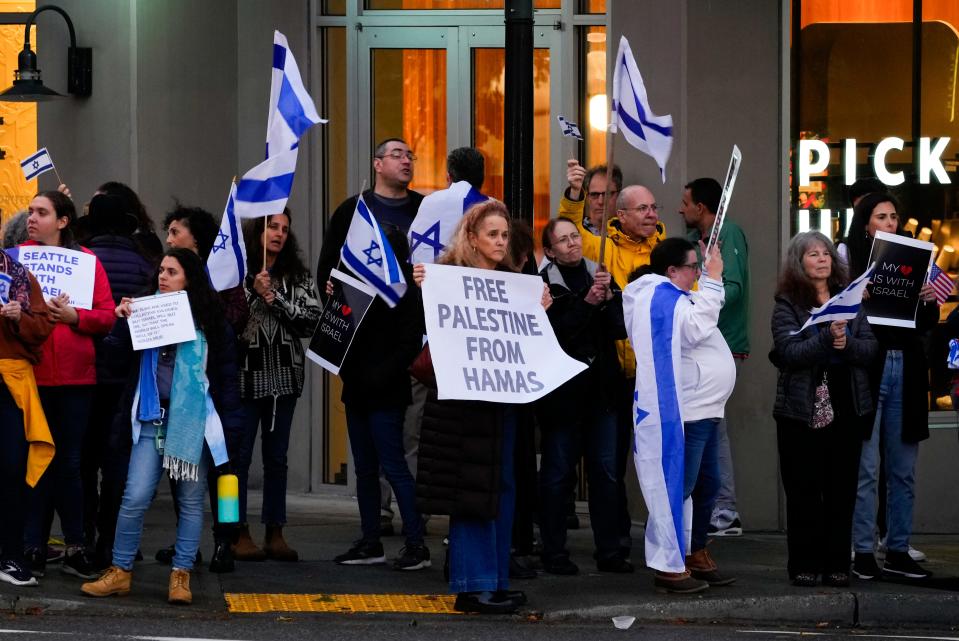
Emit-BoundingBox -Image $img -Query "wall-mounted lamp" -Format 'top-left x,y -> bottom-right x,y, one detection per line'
0,5 -> 91,102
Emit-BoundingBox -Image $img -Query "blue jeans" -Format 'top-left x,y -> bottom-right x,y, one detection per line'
345,406 -> 424,545
0,383 -> 28,561
684,418 -> 721,553
25,385 -> 93,548
853,351 -> 919,554
236,395 -> 298,525
449,410 -> 516,593
112,422 -> 209,570
539,407 -> 619,561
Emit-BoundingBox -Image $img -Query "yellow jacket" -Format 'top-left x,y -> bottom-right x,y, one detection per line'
557,193 -> 666,378
0,359 -> 54,487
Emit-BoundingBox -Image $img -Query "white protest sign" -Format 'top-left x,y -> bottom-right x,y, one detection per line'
704,144 -> 742,264
421,263 -> 587,403
10,245 -> 95,309
127,291 -> 198,351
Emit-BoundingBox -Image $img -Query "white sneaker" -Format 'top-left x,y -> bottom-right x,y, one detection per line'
877,538 -> 927,562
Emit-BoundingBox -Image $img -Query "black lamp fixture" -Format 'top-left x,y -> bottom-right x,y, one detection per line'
0,4 -> 91,102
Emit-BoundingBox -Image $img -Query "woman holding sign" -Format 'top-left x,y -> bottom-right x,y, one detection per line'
81,248 -> 242,604
20,191 -> 115,582
844,193 -> 938,582
771,232 -> 877,587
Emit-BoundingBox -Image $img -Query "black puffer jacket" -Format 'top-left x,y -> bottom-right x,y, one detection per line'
770,294 -> 878,434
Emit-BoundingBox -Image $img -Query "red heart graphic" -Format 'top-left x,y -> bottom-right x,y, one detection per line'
900,265 -> 913,276
341,305 -> 352,316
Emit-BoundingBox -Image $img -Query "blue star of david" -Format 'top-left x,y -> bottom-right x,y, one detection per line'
32,160 -> 39,169
363,240 -> 383,267
211,230 -> 228,253
633,390 -> 649,425
409,221 -> 445,260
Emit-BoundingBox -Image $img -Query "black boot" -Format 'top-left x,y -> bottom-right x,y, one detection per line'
209,539 -> 235,573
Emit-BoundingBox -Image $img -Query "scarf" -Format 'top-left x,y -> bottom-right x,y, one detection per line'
0,249 -> 32,311
0,359 -> 53,486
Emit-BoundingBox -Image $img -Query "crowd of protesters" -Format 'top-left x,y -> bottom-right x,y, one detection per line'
0,140 -> 939,614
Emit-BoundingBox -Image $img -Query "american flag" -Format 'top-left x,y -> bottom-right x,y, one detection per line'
928,264 -> 955,304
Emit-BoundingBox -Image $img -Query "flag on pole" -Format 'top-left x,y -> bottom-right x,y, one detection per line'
799,264 -> 875,331
408,181 -> 488,264
341,195 -> 407,307
207,183 -> 247,291
609,36 -> 673,183
557,115 -> 583,140
234,147 -> 298,219
20,148 -> 55,181
928,264 -> 954,305
266,31 -> 326,159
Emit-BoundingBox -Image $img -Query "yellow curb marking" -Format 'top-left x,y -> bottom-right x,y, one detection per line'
225,593 -> 461,614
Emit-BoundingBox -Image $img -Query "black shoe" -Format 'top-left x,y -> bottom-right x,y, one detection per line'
393,544 -> 431,571
334,539 -> 386,565
884,550 -> 931,579
155,544 -> 202,567
853,552 -> 881,580
542,555 -> 579,575
496,589 -> 528,606
708,517 -> 743,537
823,572 -> 849,587
596,556 -> 634,573
509,554 -> 537,579
791,572 -> 818,587
453,591 -> 518,614
0,559 -> 38,587
209,541 -> 235,573
61,548 -> 99,580
24,547 -> 45,578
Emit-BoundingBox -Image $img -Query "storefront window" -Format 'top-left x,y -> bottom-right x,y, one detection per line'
323,0 -> 346,15
580,25 -> 607,169
366,0 -> 561,9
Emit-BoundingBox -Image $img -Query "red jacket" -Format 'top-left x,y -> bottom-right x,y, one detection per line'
19,241 -> 117,386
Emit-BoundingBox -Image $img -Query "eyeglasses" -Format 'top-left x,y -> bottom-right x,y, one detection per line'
375,150 -> 417,162
679,262 -> 701,271
552,231 -> 582,246
619,204 -> 661,215
588,189 -> 620,201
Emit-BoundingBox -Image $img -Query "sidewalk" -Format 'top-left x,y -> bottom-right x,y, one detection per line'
3,486 -> 958,627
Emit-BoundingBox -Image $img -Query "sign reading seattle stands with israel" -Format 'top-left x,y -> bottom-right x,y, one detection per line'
7,245 -> 96,309
421,263 -> 586,403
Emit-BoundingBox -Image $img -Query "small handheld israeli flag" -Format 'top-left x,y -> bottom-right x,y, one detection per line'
948,338 -> 959,370
20,148 -> 55,181
798,263 -> 875,332
557,115 -> 583,140
235,147 -> 298,219
341,195 -> 407,308
207,182 -> 247,291
0,272 -> 11,304
266,31 -> 327,159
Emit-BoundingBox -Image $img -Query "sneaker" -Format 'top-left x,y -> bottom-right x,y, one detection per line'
823,572 -> 850,587
24,547 -> 45,578
453,590 -> 518,614
878,539 -> 927,562
542,555 -> 579,575
853,552 -> 881,580
62,548 -> 100,580
0,559 -> 38,587
393,544 -> 431,571
883,550 -> 932,579
707,518 -> 743,537
334,539 -> 386,565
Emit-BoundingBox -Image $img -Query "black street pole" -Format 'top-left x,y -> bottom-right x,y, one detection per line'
504,0 -> 534,230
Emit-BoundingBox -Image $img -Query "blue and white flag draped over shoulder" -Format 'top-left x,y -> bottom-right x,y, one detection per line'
207,183 -> 247,291
798,263 -> 875,332
623,274 -> 691,573
408,181 -> 488,265
20,147 -> 55,181
609,36 -> 673,183
265,30 -> 326,159
341,195 -> 407,307
234,147 -> 298,219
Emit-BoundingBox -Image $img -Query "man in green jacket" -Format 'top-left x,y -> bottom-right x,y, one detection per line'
679,177 -> 750,537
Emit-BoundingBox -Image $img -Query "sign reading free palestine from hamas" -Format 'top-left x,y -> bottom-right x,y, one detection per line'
421,263 -> 586,403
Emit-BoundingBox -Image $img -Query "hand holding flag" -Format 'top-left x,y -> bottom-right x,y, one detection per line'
799,264 -> 875,332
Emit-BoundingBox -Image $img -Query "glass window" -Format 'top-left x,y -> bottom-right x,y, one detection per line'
366,0 -> 560,9
323,0 -> 346,15
579,0 -> 606,14
580,26 -> 607,169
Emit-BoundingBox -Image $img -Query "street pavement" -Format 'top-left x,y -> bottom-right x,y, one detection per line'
2,486 -> 958,628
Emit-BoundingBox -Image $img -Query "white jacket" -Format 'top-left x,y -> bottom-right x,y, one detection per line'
680,277 -> 736,421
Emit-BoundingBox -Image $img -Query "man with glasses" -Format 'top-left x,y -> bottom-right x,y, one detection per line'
562,162 -> 624,236
678,177 -> 751,539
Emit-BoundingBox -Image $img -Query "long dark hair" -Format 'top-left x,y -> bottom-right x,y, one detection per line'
97,181 -> 155,234
243,209 -> 309,281
844,191 -> 902,279
153,248 -> 227,355
776,231 -> 847,310
35,190 -> 77,248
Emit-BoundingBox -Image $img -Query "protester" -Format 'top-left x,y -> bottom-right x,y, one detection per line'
21,191 -> 115,581
81,248 -> 242,604
537,218 -> 629,575
2,211 -> 29,248
75,195 -> 156,569
771,231 -> 877,587
0,250 -> 54,587
233,210 -> 319,562
623,237 -> 734,594
562,161 -> 624,235
413,199 -> 549,613
844,193 -> 938,581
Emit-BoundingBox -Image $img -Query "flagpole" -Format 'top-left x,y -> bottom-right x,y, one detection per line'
52,165 -> 64,189
263,215 -> 270,273
597,126 -> 615,269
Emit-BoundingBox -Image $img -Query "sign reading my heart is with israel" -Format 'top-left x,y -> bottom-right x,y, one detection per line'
863,230 -> 934,328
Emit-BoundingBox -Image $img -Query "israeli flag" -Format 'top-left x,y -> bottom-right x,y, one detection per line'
207,183 -> 247,291
234,147 -> 298,219
266,31 -> 326,159
408,181 -> 488,264
609,36 -> 673,183
557,115 -> 583,140
0,272 -> 11,304
798,263 -> 875,332
341,195 -> 407,308
20,147 -> 55,181
623,274 -> 691,573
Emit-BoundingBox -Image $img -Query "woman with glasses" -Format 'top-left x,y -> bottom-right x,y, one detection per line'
771,232 -> 877,587
623,237 -> 736,594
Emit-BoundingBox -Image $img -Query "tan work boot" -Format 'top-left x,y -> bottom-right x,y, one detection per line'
653,570 -> 709,594
264,525 -> 299,562
232,524 -> 266,561
81,566 -> 131,597
686,547 -> 737,586
168,568 -> 192,605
